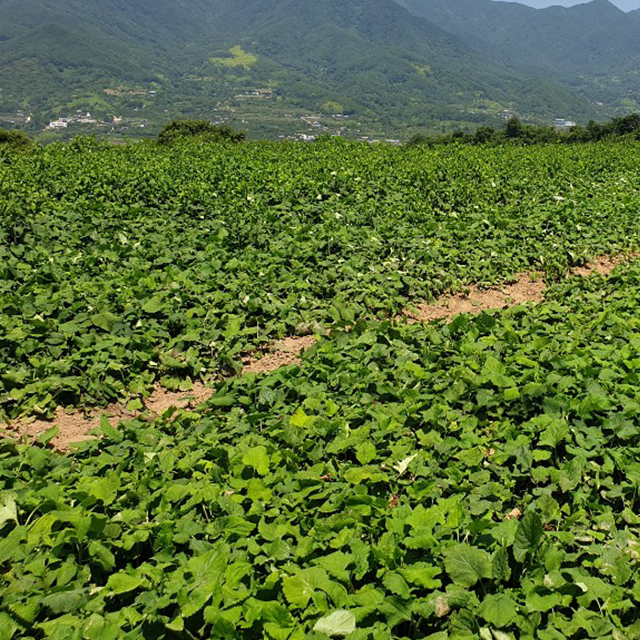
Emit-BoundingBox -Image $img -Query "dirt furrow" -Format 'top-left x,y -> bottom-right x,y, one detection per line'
2,253 -> 637,450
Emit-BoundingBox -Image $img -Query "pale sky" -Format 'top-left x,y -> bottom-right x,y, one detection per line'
495,0 -> 640,9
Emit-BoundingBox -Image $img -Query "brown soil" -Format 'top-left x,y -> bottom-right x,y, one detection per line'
405,272 -> 546,324
2,252 -> 637,451
242,336 -> 318,374
405,252 -> 639,325
1,382 -> 214,451
570,253 -> 636,277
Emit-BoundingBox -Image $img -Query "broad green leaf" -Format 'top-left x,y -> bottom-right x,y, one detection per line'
289,407 -> 315,429
91,312 -> 118,332
242,446 -> 270,475
539,418 -> 570,448
142,298 -> 164,314
398,563 -> 442,589
444,544 -> 492,587
355,442 -> 377,465
283,568 -> 326,609
107,573 -> 146,596
0,526 -> 25,563
513,512 -> 543,562
383,571 -> 411,598
492,547 -> 511,583
313,610 -> 356,637
525,592 -> 564,612
477,594 -> 517,628
0,493 -> 18,527
42,589 -> 86,614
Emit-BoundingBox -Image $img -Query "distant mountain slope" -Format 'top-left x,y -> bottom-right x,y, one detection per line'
198,0 -> 600,123
395,0 -> 640,111
0,0 -> 606,134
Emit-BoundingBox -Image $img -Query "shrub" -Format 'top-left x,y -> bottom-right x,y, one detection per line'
158,119 -> 246,145
0,127 -> 31,149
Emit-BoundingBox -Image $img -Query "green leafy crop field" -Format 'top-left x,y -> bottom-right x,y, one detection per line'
2,139 -> 640,639
2,139 -> 640,420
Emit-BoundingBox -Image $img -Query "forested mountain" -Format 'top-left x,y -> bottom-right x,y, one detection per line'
396,0 -> 640,112
0,0 -> 634,137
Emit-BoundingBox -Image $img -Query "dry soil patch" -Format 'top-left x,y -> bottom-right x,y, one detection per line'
2,382 -> 214,451
405,272 -> 546,324
3,252 -> 637,451
242,336 -> 319,374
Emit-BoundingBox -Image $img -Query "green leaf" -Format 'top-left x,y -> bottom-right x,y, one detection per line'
355,442 -> 376,465
393,453 -> 417,475
492,547 -> 511,583
526,592 -> 564,612
477,593 -> 517,628
398,563 -> 442,589
0,493 -> 18,527
513,512 -> 543,562
313,610 -> 357,637
89,541 -> 116,571
538,418 -> 570,448
283,568 -> 326,609
0,526 -> 25,564
91,312 -> 118,332
383,571 -> 411,598
444,544 -> 492,587
42,589 -> 87,614
289,407 -> 315,429
242,446 -> 270,475
37,425 -> 58,446
106,573 -> 146,596
142,298 -> 164,314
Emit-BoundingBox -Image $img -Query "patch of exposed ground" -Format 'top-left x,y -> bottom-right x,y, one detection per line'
405,252 -> 639,325
1,382 -> 214,451
242,336 -> 319,374
570,253 -> 636,277
405,272 -> 546,324
3,252 -> 638,451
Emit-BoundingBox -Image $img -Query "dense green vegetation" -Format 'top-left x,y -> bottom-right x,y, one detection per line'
408,114 -> 640,147
3,139 -> 640,638
2,139 -> 640,422
0,126 -> 31,149
158,120 -> 246,145
397,0 -> 640,113
4,222 -> 640,638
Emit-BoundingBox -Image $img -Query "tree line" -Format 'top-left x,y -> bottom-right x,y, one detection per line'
407,114 -> 640,147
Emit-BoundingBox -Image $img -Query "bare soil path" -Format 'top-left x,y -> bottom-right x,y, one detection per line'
2,253 -> 636,450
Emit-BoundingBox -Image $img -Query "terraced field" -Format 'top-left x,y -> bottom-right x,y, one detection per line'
2,139 -> 640,639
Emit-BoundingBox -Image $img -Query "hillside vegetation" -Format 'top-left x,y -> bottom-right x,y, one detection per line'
397,0 -> 640,112
1,0 -> 630,136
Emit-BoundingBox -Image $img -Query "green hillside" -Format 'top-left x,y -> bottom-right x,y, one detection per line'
0,0 -> 606,136
396,0 -> 640,114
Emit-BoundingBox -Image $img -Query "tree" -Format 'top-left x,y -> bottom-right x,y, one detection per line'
474,126 -> 495,144
0,127 -> 31,149
611,114 -> 640,136
504,116 -> 524,139
158,120 -> 246,145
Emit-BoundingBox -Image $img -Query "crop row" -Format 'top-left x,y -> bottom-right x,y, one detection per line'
3,260 -> 640,638
2,140 -> 640,420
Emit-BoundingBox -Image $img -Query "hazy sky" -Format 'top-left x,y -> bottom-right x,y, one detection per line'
495,0 -> 640,9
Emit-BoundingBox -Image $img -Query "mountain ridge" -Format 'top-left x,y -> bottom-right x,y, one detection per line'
0,0 -> 629,137
396,0 -> 640,112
